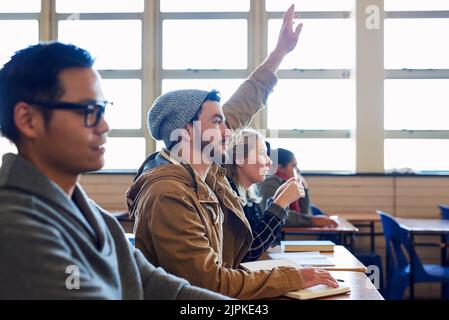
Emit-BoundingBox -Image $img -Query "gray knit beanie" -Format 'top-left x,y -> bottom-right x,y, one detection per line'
148,89 -> 210,148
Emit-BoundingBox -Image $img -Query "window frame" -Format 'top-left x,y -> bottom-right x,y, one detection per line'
1,0 -> 449,173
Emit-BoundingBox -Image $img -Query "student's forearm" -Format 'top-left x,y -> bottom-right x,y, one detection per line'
259,49 -> 289,75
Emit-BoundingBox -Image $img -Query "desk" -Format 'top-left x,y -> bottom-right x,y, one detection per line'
263,247 -> 382,300
281,218 -> 358,252
337,213 -> 381,253
396,218 -> 449,300
265,245 -> 368,273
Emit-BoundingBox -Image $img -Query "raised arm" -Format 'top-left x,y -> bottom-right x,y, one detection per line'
223,4 -> 303,130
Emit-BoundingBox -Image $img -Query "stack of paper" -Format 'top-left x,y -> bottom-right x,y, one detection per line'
268,251 -> 335,267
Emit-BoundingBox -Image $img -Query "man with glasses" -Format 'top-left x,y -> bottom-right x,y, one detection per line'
0,42 -> 227,300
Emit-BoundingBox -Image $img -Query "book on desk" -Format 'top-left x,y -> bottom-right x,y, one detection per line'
240,258 -> 350,300
281,240 -> 335,252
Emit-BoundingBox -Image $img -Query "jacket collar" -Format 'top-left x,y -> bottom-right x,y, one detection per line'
0,153 -> 105,248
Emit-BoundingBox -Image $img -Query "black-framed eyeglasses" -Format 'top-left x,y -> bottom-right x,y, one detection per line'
26,100 -> 113,128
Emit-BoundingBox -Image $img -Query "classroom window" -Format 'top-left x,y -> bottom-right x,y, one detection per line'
266,0 -> 354,12
56,0 -> 144,13
385,19 -> 449,69
268,19 -> 355,69
385,79 -> 449,131
0,0 -> 41,12
162,79 -> 244,103
103,138 -> 146,170
58,20 -> 142,70
160,0 -> 249,13
267,79 -> 355,130
101,79 -> 142,130
385,139 -> 449,172
267,138 -> 355,172
162,19 -> 247,70
384,0 -> 449,11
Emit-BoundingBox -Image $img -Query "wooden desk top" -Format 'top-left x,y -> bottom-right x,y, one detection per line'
319,271 -> 384,300
282,218 -> 358,234
334,213 -> 381,223
397,218 -> 449,234
265,245 -> 367,273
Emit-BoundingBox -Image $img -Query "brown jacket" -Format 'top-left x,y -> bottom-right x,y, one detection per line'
126,66 -> 304,299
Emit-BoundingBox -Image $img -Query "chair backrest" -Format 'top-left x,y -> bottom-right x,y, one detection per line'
377,210 -> 425,275
310,204 -> 325,216
439,204 -> 449,220
126,233 -> 135,246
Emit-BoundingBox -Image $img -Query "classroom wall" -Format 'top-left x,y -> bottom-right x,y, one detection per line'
80,174 -> 449,299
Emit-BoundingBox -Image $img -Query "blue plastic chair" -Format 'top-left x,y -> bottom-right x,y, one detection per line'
438,204 -> 449,296
439,204 -> 449,220
126,233 -> 135,246
310,203 -> 325,216
378,210 -> 449,300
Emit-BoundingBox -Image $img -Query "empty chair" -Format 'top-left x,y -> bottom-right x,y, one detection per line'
378,210 -> 449,300
126,233 -> 135,246
310,203 -> 325,216
439,204 -> 449,220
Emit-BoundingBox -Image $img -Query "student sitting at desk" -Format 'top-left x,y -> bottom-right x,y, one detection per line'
127,5 -> 339,299
224,129 -> 304,262
258,148 -> 338,228
0,42 -> 226,300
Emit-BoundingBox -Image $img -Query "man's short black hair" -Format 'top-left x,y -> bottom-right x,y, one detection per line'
0,42 -> 95,143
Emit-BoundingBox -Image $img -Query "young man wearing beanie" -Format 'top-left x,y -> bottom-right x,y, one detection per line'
0,42 -> 228,300
127,5 -> 338,300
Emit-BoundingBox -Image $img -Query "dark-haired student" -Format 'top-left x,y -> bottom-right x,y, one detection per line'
258,148 -> 338,228
0,42 -> 227,300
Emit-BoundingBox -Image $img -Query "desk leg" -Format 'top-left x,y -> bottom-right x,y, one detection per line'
370,221 -> 375,253
410,233 -> 415,300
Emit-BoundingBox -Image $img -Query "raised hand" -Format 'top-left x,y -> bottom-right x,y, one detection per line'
274,4 -> 303,56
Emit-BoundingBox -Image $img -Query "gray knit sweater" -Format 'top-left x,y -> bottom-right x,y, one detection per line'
0,153 -> 228,300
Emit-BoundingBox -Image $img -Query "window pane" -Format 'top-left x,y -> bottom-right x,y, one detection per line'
385,79 -> 449,130
267,138 -> 355,172
385,19 -> 449,69
385,140 -> 449,172
0,0 -> 40,12
268,19 -> 354,69
266,0 -> 354,12
267,79 -> 355,130
103,138 -> 145,170
101,79 -> 141,130
0,20 -> 39,67
161,0 -> 249,12
162,79 -> 244,103
385,0 -> 449,11
0,137 -> 17,167
163,20 -> 247,69
56,0 -> 144,13
58,20 -> 142,70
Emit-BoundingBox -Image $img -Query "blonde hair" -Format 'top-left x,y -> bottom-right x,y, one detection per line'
225,129 -> 263,205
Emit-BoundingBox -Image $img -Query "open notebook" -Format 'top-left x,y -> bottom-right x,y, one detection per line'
240,259 -> 350,300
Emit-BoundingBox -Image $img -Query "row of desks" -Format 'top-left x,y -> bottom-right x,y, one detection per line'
278,213 -> 449,300
262,245 -> 383,300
